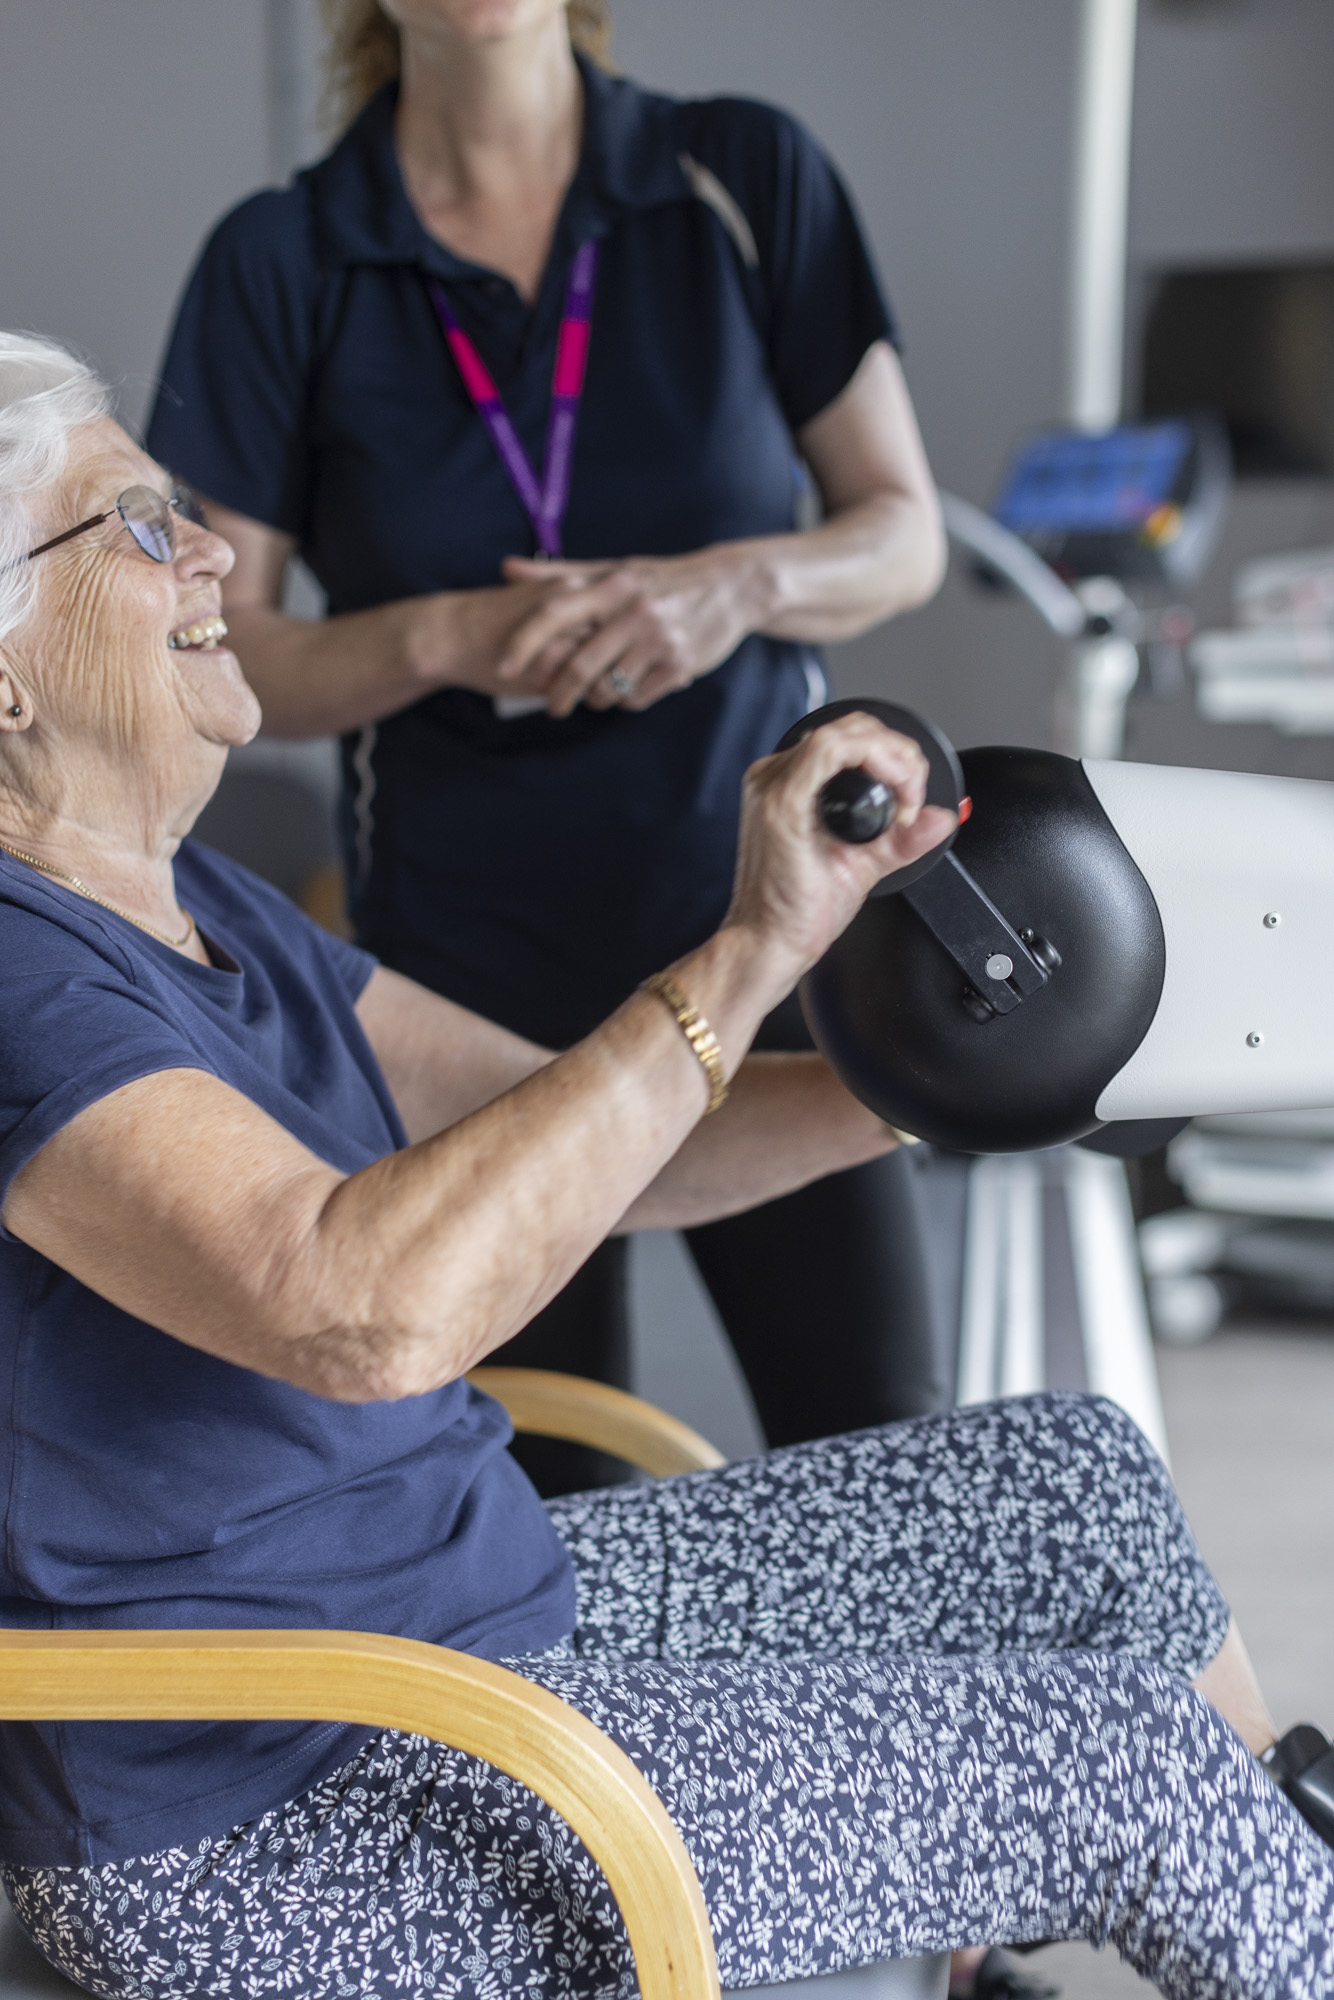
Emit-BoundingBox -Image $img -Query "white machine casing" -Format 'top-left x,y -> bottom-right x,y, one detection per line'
1086,759 -> 1334,1121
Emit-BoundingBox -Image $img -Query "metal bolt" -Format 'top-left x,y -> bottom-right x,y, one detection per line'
1263,911 -> 1281,928
985,953 -> 1014,981
1247,1031 -> 1264,1048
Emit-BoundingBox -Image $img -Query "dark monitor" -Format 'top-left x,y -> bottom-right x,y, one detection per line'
1141,263 -> 1334,478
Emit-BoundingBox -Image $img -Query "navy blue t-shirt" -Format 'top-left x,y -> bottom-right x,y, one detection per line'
147,61 -> 897,1046
0,844 -> 574,1868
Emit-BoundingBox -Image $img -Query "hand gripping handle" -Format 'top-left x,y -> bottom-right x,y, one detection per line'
777,698 -> 965,894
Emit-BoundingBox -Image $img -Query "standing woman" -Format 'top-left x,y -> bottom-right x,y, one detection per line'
147,0 -> 948,1493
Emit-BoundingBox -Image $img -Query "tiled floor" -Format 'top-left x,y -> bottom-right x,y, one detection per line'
629,1234 -> 1334,1998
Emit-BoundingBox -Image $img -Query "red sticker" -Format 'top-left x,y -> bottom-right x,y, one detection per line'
957,795 -> 973,823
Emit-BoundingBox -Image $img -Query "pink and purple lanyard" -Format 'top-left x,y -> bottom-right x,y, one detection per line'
426,240 -> 599,559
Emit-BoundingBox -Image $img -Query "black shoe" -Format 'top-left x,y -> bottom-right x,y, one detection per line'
960,1948 -> 1060,2000
1263,1723 -> 1334,1847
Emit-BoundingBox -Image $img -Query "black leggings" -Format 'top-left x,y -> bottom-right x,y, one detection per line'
500,1145 -> 946,1493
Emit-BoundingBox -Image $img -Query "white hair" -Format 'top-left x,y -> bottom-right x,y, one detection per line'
0,332 -> 113,645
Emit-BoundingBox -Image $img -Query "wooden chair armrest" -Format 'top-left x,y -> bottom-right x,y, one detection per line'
0,1628 -> 718,2000
469,1367 -> 726,1477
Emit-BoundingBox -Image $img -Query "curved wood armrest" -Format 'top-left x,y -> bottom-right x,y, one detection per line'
469,1367 -> 726,1477
0,1628 -> 718,2000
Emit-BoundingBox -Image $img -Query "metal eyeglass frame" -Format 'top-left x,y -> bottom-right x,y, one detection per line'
1,484 -> 206,576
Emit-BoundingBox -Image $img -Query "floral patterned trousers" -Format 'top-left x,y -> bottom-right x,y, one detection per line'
6,1394 -> 1333,2000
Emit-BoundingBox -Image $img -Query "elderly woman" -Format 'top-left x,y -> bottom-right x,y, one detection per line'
0,334 -> 1331,2000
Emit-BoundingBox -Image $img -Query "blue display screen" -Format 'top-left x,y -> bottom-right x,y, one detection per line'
994,422 -> 1192,535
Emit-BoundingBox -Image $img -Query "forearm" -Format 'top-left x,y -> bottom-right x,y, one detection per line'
357,967 -> 555,1144
741,489 -> 946,646
224,600 -> 442,738
621,1051 -> 897,1232
225,587 -> 532,739
283,926 -> 786,1396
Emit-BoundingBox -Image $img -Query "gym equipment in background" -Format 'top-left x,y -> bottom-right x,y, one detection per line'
1191,543 -> 1334,733
946,416 -> 1230,762
1126,546 -> 1334,1344
991,417 -> 1230,590
1141,1112 -> 1334,1344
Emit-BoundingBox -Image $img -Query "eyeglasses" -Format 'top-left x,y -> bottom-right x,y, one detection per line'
10,484 -> 207,572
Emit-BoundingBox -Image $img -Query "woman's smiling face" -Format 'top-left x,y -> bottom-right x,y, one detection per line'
2,417 -> 261,762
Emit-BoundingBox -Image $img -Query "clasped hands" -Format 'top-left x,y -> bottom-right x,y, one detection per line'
481,543 -> 770,718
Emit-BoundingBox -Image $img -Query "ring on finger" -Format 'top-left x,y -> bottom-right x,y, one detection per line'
606,667 -> 635,699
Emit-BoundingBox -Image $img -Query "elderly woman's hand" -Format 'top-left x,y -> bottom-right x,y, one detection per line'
723,710 -> 953,987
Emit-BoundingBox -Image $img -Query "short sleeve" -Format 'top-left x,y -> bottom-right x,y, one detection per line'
146,190 -> 324,535
688,100 -> 899,433
0,917 -> 218,1235
311,924 -> 378,1006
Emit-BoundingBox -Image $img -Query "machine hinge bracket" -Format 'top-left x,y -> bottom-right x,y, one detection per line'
900,852 -> 1056,1018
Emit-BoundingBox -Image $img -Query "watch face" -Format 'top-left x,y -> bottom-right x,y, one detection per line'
800,746 -> 1166,1155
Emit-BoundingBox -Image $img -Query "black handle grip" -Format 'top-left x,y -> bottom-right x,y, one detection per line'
818,768 -> 896,844
776,697 -> 963,894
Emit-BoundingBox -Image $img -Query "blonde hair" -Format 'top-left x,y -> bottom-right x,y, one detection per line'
318,1 -> 612,135
0,333 -> 111,645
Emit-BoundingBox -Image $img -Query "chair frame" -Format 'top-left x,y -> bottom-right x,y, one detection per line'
0,1369 -> 726,2000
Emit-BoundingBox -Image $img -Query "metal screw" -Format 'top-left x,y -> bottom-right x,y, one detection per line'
985,953 -> 1014,981
1247,1031 -> 1264,1048
1264,912 -> 1281,929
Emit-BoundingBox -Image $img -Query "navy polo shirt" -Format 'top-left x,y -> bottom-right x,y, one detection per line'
148,60 -> 897,1046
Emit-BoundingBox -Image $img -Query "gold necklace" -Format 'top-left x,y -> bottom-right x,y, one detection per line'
0,840 -> 196,948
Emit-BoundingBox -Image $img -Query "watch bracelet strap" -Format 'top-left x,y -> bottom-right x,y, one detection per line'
641,971 -> 728,1114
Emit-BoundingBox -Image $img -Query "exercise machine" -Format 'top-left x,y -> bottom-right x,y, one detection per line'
778,405 -> 1297,1454
810,426 -> 1230,1449
795,699 -> 1334,1148
792,687 -> 1334,1434
1133,541 -> 1334,1341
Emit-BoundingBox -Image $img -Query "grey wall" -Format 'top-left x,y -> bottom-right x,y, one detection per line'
4,0 -> 1334,767
0,0 -> 273,436
1131,0 -> 1334,273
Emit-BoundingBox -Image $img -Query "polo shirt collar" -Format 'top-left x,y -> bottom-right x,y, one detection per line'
307,55 -> 689,275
